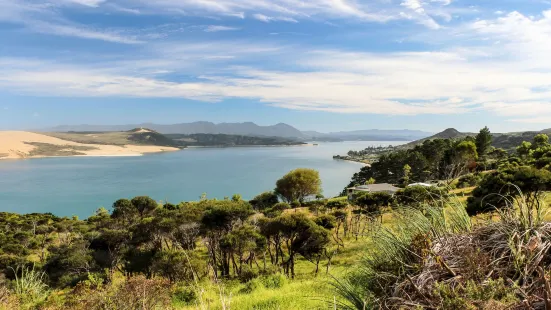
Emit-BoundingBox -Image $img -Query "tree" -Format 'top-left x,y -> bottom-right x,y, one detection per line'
131,196 -> 158,218
475,126 -> 492,156
111,199 -> 138,225
533,134 -> 550,148
443,140 -> 478,182
394,186 -> 448,210
354,192 -> 392,217
517,141 -> 532,159
466,166 -> 551,215
249,192 -> 279,211
275,168 -> 322,203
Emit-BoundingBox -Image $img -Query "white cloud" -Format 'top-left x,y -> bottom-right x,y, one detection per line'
4,10 -> 551,119
58,0 -> 106,7
27,20 -> 144,44
116,0 -> 451,27
204,25 -> 240,32
0,0 -> 143,44
252,13 -> 298,23
400,0 -> 441,29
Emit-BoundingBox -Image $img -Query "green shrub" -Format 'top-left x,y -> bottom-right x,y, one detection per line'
172,286 -> 197,305
238,265 -> 258,283
456,174 -> 480,189
261,274 -> 287,289
239,279 -> 263,294
326,198 -> 348,210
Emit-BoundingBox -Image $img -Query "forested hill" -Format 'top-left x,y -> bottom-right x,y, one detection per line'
401,128 -> 472,148
166,133 -> 306,147
403,127 -> 551,151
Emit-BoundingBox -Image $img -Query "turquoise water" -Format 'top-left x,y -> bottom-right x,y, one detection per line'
0,141 -> 404,218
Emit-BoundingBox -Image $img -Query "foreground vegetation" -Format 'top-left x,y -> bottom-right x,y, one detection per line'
5,127 -> 551,309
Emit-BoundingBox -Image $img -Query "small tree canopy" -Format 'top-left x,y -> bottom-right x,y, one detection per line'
131,196 -> 158,218
249,191 -> 279,211
466,166 -> 551,215
275,168 -> 322,203
475,126 -> 493,156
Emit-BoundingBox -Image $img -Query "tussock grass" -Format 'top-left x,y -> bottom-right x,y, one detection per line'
335,189 -> 551,309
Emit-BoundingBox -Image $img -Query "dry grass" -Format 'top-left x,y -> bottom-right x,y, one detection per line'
336,190 -> 551,309
44,132 -> 137,146
25,142 -> 98,157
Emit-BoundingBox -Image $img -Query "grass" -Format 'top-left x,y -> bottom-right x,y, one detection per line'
25,142 -> 98,157
44,130 -> 180,148
44,132 -> 139,146
176,239 -> 369,309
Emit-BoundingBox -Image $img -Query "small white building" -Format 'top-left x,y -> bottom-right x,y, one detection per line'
347,183 -> 400,200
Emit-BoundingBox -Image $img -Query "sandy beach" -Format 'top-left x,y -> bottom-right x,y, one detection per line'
0,131 -> 179,160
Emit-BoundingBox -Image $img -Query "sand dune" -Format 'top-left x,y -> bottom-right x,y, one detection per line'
0,131 -> 179,160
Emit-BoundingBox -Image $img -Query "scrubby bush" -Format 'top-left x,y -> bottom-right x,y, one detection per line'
239,279 -> 263,294
249,192 -> 279,211
172,286 -> 197,305
326,198 -> 349,210
393,185 -> 448,209
314,214 -> 337,230
0,285 -> 19,310
261,273 -> 287,289
238,265 -> 258,283
456,173 -> 481,189
264,202 -> 290,218
65,276 -> 172,310
467,165 -> 551,215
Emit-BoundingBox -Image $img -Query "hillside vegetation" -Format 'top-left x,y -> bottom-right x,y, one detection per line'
4,127 -> 551,309
45,129 -> 180,148
166,133 -> 305,147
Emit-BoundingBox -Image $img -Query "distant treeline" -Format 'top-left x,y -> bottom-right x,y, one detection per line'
166,133 -> 306,147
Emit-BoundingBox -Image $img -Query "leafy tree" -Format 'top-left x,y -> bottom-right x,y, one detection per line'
475,126 -> 492,156
443,140 -> 478,182
273,213 -> 330,278
201,200 -> 254,277
326,198 -> 348,210
466,166 -> 551,215
111,199 -> 138,225
354,192 -> 392,217
275,168 -> 322,203
45,239 -> 94,287
517,141 -> 532,159
249,192 -> 279,211
131,196 -> 158,218
151,250 -> 204,283
394,186 -> 448,210
533,133 -> 549,148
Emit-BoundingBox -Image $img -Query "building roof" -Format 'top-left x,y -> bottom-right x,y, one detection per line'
408,183 -> 434,187
349,183 -> 400,193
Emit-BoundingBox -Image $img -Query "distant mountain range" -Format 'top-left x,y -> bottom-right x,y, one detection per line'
43,122 -> 304,139
404,127 -> 551,151
42,122 -> 433,141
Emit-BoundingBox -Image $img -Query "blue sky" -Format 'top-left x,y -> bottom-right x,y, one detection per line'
1,0 -> 551,133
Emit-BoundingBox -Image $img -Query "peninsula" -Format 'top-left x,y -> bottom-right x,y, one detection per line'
0,129 -> 181,160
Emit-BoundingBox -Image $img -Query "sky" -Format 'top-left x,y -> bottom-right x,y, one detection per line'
1,0 -> 551,133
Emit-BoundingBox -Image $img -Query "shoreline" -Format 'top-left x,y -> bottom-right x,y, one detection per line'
0,151 -> 174,161
184,143 -> 312,149
333,158 -> 370,166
